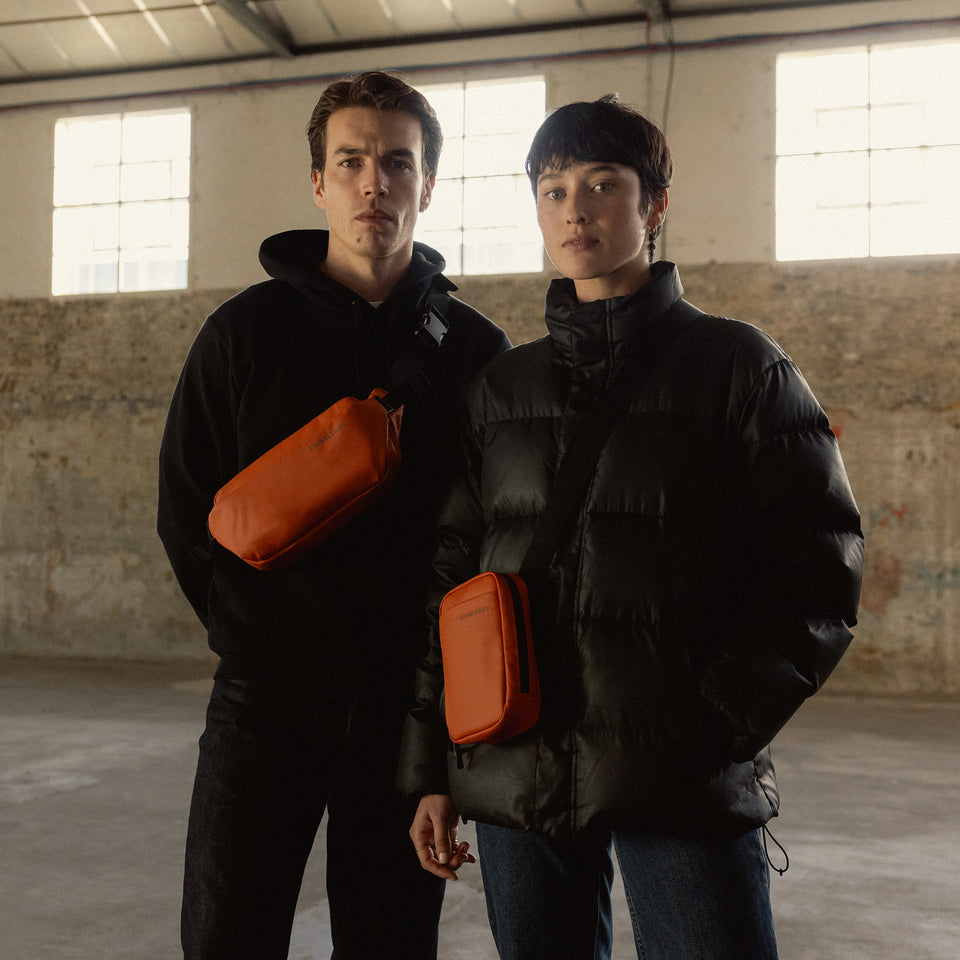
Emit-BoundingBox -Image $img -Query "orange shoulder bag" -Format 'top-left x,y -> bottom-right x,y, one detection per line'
207,294 -> 449,570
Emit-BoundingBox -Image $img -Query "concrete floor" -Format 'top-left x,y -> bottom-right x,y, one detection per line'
2,657 -> 958,960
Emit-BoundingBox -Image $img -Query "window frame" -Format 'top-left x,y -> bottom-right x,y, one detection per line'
51,106 -> 192,296
415,75 -> 546,276
775,39 -> 960,262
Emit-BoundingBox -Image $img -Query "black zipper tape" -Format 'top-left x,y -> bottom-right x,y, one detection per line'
504,575 -> 530,693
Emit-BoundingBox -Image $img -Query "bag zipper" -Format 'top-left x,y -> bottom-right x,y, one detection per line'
504,576 -> 530,693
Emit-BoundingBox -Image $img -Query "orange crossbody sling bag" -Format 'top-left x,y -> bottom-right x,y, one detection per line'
206,294 -> 450,570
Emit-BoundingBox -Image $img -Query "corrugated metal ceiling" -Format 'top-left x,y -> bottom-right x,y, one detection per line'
0,0 -> 928,84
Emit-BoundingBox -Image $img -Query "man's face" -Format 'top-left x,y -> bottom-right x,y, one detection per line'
535,161 -> 667,303
313,106 -> 434,277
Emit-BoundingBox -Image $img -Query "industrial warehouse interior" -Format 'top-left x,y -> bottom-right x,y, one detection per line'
2,1 -> 958,958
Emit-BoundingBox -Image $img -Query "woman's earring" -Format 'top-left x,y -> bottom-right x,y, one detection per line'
648,222 -> 662,262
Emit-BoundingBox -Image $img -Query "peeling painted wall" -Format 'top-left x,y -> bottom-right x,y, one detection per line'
1,258 -> 958,697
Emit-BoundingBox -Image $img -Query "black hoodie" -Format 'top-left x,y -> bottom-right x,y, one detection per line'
158,230 -> 510,683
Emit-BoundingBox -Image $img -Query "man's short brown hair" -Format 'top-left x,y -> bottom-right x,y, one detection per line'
307,71 -> 443,179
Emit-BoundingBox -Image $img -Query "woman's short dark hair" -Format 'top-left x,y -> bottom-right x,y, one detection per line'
525,94 -> 672,212
307,71 -> 443,179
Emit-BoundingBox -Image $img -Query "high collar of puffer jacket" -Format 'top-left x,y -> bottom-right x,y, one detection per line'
544,260 -> 685,368
257,229 -> 456,312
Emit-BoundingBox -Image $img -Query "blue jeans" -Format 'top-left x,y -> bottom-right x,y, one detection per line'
476,822 -> 778,960
181,674 -> 445,960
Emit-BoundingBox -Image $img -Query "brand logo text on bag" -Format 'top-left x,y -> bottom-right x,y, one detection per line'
459,605 -> 490,621
307,422 -> 346,451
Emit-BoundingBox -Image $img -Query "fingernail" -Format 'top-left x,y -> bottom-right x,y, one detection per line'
438,853 -> 449,864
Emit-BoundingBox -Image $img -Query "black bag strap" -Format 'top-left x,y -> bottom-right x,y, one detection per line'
379,288 -> 451,411
519,298 -> 704,579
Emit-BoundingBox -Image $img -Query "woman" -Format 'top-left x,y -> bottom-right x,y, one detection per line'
399,94 -> 863,960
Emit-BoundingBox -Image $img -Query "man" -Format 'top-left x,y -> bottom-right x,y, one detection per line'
158,71 -> 508,960
400,94 -> 863,959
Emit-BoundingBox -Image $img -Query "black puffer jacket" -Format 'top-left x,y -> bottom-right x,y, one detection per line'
158,230 -> 510,682
399,262 -> 863,839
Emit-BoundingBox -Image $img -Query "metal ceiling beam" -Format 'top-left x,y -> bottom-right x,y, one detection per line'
215,0 -> 293,57
666,0 -> 887,16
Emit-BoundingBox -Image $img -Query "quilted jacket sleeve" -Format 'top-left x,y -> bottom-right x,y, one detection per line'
699,352 -> 864,761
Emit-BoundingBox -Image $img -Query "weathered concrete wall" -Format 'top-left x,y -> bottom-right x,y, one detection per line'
0,290 -> 227,662
2,257 -> 958,698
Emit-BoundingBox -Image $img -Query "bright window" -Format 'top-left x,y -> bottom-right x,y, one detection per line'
416,77 -> 545,275
776,41 -> 960,261
52,109 -> 191,295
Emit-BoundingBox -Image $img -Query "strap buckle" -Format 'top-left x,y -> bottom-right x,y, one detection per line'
416,302 -> 449,350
